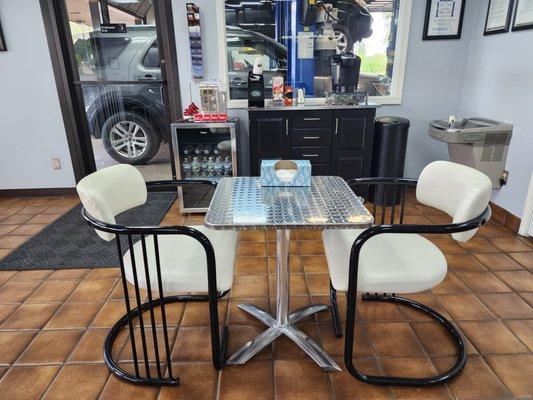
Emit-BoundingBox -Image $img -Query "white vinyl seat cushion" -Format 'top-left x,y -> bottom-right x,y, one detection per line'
123,226 -> 238,293
323,229 -> 447,293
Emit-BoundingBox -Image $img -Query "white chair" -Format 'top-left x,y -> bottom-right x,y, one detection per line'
77,164 -> 238,386
323,161 -> 491,387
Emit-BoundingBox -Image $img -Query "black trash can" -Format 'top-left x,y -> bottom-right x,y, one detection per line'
370,116 -> 410,206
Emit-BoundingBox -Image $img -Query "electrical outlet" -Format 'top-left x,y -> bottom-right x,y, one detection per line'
52,158 -> 61,170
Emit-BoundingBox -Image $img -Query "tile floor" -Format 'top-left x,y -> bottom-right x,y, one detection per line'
0,193 -> 532,400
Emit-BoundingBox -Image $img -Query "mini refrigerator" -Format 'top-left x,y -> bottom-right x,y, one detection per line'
171,120 -> 238,213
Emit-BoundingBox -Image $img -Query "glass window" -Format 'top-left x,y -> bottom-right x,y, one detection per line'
143,41 -> 160,68
223,0 -> 408,103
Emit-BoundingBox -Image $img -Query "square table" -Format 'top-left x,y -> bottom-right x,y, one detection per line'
205,176 -> 373,371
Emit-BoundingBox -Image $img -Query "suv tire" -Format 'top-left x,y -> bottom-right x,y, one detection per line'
101,111 -> 161,165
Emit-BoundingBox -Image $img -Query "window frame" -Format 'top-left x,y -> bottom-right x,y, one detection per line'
216,0 -> 412,108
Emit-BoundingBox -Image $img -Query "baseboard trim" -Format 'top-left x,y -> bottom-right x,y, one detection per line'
489,201 -> 521,233
0,187 -> 77,197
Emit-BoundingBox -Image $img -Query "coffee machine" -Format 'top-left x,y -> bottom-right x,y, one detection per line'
331,52 -> 361,93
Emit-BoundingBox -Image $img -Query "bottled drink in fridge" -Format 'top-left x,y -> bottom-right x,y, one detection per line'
182,157 -> 191,178
192,157 -> 201,177
214,156 -> 223,176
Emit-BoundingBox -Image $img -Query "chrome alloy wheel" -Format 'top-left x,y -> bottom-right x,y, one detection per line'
109,121 -> 148,159
335,30 -> 348,53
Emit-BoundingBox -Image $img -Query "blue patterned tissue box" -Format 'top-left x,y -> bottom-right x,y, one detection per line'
261,160 -> 311,187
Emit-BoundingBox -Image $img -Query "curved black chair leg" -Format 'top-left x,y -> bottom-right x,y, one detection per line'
329,282 -> 343,338
105,292 -> 230,386
344,293 -> 467,387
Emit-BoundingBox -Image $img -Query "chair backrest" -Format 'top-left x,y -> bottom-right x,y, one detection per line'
76,164 -> 147,241
416,161 -> 492,242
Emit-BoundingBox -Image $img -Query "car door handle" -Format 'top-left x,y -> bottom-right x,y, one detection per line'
138,75 -> 158,81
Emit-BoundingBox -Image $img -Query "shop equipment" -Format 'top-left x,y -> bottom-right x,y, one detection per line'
429,117 -> 513,188
370,116 -> 410,205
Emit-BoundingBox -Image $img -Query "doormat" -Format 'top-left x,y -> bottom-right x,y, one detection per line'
0,192 -> 177,270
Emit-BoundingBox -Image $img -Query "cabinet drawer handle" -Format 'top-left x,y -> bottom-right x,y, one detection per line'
285,119 -> 289,136
334,118 -> 339,135
302,154 -> 320,157
302,136 -> 320,140
303,117 -> 321,121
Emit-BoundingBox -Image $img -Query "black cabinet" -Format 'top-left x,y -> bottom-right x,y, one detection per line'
249,107 -> 376,186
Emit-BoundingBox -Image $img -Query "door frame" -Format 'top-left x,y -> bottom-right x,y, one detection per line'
40,0 -> 181,183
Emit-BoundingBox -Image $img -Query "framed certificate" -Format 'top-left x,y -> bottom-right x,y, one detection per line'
423,0 -> 467,40
484,0 -> 514,35
512,0 -> 533,31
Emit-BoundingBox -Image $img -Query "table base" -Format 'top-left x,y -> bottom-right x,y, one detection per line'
225,303 -> 342,371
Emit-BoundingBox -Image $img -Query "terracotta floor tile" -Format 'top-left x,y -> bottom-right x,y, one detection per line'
269,295 -> 311,316
459,237 -> 499,253
43,205 -> 74,214
508,252 -> 533,269
300,255 -> 328,274
239,230 -> 266,242
381,357 -> 453,400
230,275 -> 269,298
411,321 -> 477,356
99,372 -> 159,400
90,300 -> 131,328
274,359 -> 331,400
478,293 -> 533,319
485,354 -> 533,398
10,224 -> 47,236
8,269 -> 53,282
0,304 -> 18,324
459,321 -> 528,354
44,301 -> 102,329
267,255 -> 303,273
455,271 -> 511,293
26,213 -> 62,224
237,242 -> 267,257
0,214 -> 34,225
330,357 -> 392,400
0,365 -> 60,400
305,273 -> 330,295
473,252 -> 524,271
1,303 -> 59,330
273,324 -> 321,359
220,360 -> 274,400
429,237 -> 468,253
319,322 -> 373,357
0,331 -> 36,364
84,268 -> 121,280
269,273 -> 308,295
0,281 -> 42,303
493,270 -> 533,292
294,230 -> 322,240
43,364 -> 109,400
172,326 -> 212,362
477,222 -> 512,237
67,278 -> 117,302
366,322 -> 425,357
0,248 -> 13,259
17,205 -> 48,215
266,241 -> 298,257
0,235 -> 30,249
489,237 -> 532,252
297,240 -> 325,256
132,301 -> 185,328
505,319 -> 533,351
436,294 -> 495,321
17,329 -> 83,364
399,294 -> 451,322
520,291 -> 533,307
431,272 -> 471,294
118,326 -> 178,363
432,355 -> 512,400
445,253 -> 487,271
227,297 -> 271,325
234,256 -> 268,275
226,324 -> 272,360
26,280 -> 80,303
47,268 -> 89,280
180,300 -> 225,327
0,224 -> 19,236
159,363 -> 217,400
0,270 -> 17,284
68,328 -> 117,363
403,215 -> 434,224
357,298 -> 406,322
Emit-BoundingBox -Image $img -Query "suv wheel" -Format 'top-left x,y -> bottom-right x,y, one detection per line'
101,111 -> 161,165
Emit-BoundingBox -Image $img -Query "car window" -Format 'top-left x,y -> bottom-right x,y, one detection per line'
142,41 -> 160,68
226,32 -> 284,72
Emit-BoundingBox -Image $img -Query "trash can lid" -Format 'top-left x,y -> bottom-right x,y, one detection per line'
375,116 -> 410,127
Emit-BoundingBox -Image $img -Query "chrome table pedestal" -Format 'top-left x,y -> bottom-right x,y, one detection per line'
204,176 -> 373,371
226,230 -> 340,371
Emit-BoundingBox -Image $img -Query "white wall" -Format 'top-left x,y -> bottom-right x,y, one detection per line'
460,0 -> 533,217
377,0 -> 475,178
0,0 -> 76,189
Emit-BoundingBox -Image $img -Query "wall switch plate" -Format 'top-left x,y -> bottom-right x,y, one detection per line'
500,170 -> 509,186
52,158 -> 61,170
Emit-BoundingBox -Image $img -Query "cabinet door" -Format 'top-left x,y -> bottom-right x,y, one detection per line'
331,109 -> 375,180
249,111 -> 290,175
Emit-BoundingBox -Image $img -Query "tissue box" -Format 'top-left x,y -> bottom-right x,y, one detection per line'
261,160 -> 311,187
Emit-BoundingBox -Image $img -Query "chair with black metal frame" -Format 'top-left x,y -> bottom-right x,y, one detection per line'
77,164 -> 238,387
323,160 -> 492,387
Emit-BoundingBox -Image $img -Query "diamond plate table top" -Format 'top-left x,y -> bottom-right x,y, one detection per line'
204,176 -> 373,230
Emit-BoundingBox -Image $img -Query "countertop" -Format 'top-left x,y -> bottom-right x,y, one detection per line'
247,102 -> 380,112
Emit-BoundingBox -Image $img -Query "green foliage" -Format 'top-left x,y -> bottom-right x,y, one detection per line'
358,52 -> 387,76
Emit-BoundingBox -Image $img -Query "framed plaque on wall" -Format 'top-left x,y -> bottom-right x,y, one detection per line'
484,0 -> 514,35
512,0 -> 533,31
0,20 -> 6,51
423,0 -> 467,40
